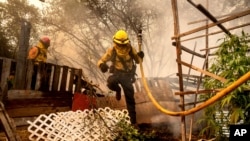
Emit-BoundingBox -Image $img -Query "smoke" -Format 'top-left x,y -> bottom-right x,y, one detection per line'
141,0 -> 250,137
40,0 -> 250,138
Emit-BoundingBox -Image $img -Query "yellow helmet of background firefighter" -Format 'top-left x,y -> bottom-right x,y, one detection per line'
113,30 -> 129,45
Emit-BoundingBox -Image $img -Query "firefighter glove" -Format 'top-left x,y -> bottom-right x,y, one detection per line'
100,63 -> 109,73
137,51 -> 144,59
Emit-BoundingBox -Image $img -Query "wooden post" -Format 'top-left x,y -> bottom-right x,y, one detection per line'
74,69 -> 82,93
26,60 -> 34,90
60,66 -> 69,91
15,20 -> 31,89
52,65 -> 61,91
0,58 -> 12,90
0,102 -> 21,141
68,68 -> 75,93
171,0 -> 186,141
43,63 -> 52,91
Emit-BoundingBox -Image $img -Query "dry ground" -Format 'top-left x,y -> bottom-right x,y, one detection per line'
0,123 -> 202,141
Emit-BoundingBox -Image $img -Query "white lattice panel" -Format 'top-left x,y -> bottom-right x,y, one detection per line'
27,107 -> 130,141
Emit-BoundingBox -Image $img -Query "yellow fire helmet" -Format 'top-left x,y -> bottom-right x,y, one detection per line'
113,30 -> 130,45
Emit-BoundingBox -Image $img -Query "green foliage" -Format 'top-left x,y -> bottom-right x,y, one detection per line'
199,31 -> 250,139
114,119 -> 155,141
197,106 -> 219,139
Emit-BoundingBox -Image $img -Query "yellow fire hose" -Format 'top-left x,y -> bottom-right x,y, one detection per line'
137,30 -> 250,116
139,60 -> 250,116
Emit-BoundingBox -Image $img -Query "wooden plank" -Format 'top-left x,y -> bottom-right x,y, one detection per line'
13,117 -> 37,127
0,59 -> 11,89
0,102 -> 21,141
155,79 -> 161,89
177,73 -> 201,79
6,106 -> 71,118
39,63 -> 51,91
7,90 -> 72,99
178,100 -> 206,107
35,64 -> 41,90
172,42 -> 206,58
37,63 -> 48,91
0,82 -> 8,102
188,9 -> 250,25
25,60 -> 34,90
44,63 -> 53,91
171,9 -> 250,39
5,98 -> 72,109
68,68 -> 74,92
52,65 -> 61,91
0,59 -> 3,83
60,66 -> 68,91
171,1 -> 186,140
0,109 -> 17,141
182,23 -> 250,43
74,69 -> 82,93
175,89 -> 221,95
179,60 -> 227,83
194,3 -> 231,35
15,21 -> 31,89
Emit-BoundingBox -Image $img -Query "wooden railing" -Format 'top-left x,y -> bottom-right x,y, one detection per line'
0,57 -> 16,92
0,57 -> 83,94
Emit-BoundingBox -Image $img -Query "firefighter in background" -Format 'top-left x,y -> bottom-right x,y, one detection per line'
27,36 -> 50,90
28,37 -> 50,63
97,30 -> 144,125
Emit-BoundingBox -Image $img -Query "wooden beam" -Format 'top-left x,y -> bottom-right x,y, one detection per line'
181,22 -> 250,43
171,0 -> 186,140
52,65 -> 61,91
188,2 -> 231,35
60,66 -> 69,91
15,20 -> 31,89
171,9 -> 250,39
177,73 -> 201,79
7,90 -> 72,99
178,100 -> 206,107
172,42 -> 206,58
6,107 -> 70,118
0,102 -> 21,140
187,9 -> 250,25
175,89 -> 221,95
0,59 -> 11,90
178,60 -> 227,83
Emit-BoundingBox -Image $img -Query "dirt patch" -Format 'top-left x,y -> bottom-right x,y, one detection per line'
138,123 -> 202,141
138,123 -> 180,141
1,124 -> 201,141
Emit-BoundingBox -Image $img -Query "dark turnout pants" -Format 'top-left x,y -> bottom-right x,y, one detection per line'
107,72 -> 136,124
31,63 -> 49,91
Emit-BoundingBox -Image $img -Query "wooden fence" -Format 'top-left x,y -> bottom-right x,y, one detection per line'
0,57 -> 84,97
0,56 -> 89,120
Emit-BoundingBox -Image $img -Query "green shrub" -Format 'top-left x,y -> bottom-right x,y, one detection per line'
198,31 -> 250,139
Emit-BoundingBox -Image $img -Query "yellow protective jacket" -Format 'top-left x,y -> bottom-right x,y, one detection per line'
97,43 -> 142,71
27,41 -> 48,64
